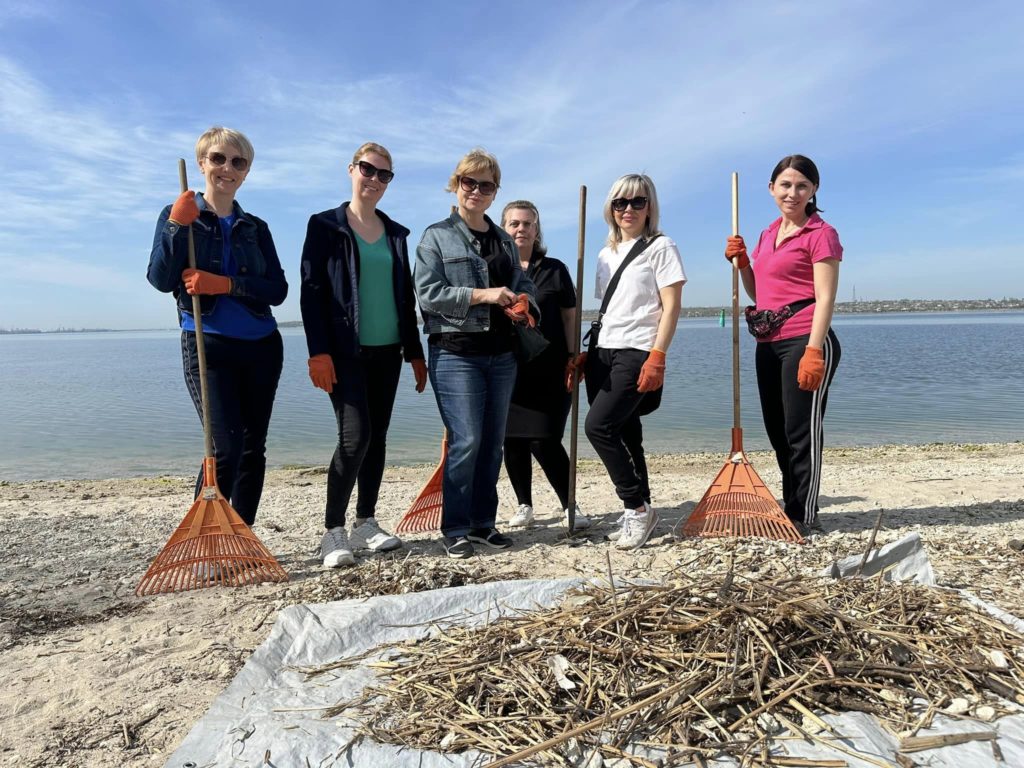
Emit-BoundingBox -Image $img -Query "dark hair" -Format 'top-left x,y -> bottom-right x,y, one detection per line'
770,154 -> 822,216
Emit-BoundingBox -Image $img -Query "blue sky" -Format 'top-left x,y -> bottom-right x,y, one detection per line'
1,0 -> 1021,330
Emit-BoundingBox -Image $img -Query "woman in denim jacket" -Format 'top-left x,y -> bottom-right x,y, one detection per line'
300,142 -> 427,568
414,148 -> 538,559
147,126 -> 287,527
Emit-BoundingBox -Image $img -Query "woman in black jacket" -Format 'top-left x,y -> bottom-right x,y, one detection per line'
300,142 -> 427,567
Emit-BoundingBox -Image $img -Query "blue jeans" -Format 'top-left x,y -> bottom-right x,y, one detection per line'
428,346 -> 517,537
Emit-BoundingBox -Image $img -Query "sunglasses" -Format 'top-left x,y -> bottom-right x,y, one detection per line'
459,176 -> 498,196
610,196 -> 648,212
356,160 -> 395,184
206,152 -> 249,172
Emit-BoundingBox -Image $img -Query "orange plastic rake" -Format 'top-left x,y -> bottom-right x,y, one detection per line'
394,431 -> 448,534
681,173 -> 803,544
136,160 -> 288,595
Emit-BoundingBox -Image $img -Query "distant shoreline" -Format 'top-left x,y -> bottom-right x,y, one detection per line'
2,298 -> 1022,334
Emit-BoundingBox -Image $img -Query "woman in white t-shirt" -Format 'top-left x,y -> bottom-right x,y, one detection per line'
567,173 -> 686,549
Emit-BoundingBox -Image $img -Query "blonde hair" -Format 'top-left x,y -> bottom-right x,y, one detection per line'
501,200 -> 547,257
446,148 -> 501,193
603,173 -> 662,246
352,141 -> 393,169
195,126 -> 255,166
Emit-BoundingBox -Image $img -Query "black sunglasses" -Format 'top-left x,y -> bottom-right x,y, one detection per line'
610,196 -> 648,212
206,152 -> 249,172
459,176 -> 498,196
356,160 -> 394,184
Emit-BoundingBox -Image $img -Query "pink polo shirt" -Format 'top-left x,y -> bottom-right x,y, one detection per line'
749,213 -> 843,342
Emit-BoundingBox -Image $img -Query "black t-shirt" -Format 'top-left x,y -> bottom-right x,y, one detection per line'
430,226 -> 516,356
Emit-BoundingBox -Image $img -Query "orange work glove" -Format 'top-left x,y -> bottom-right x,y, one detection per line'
565,352 -> 587,392
169,190 -> 200,226
410,358 -> 428,393
636,349 -> 666,393
182,268 -> 232,296
725,235 -> 749,270
308,354 -> 336,394
503,293 -> 535,327
797,346 -> 825,391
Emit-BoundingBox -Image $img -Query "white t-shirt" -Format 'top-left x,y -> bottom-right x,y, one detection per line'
593,235 -> 686,350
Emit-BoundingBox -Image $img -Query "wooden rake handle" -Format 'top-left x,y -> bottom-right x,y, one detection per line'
178,159 -> 215,460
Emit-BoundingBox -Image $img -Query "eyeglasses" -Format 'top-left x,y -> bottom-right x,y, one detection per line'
206,152 -> 249,172
356,160 -> 395,184
610,196 -> 648,212
459,176 -> 498,196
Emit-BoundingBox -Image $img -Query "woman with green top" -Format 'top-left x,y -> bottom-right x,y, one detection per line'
300,142 -> 427,567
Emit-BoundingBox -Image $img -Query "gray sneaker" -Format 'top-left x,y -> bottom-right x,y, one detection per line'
321,526 -> 355,567
349,518 -> 401,552
615,504 -> 659,550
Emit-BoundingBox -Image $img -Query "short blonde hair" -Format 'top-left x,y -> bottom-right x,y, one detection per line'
352,142 -> 393,169
195,126 -> 255,166
446,148 -> 501,193
501,200 -> 547,257
603,173 -> 662,246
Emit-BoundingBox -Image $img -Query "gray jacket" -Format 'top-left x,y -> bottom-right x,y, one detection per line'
414,212 -> 538,334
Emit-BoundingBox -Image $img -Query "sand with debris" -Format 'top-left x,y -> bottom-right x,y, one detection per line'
1,442 -> 1022,767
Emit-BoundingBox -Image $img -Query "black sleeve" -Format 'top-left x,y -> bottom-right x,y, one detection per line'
299,216 -> 332,358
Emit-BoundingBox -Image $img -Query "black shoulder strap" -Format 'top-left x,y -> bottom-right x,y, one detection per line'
597,235 -> 661,318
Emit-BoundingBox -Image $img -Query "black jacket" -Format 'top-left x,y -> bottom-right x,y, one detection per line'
299,203 -> 424,362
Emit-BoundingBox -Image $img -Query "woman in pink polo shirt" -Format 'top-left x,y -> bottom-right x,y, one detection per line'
724,154 -> 842,535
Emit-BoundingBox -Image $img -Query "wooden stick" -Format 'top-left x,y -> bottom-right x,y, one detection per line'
855,509 -> 885,577
566,185 -> 586,533
177,159 -> 214,461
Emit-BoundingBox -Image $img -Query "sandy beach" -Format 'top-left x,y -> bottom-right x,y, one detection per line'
1,441 -> 1022,767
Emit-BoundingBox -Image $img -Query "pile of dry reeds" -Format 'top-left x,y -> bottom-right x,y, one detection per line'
310,571 -> 1024,766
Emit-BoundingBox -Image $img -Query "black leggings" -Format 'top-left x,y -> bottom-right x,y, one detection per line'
325,344 -> 403,529
503,438 -> 571,509
583,347 -> 656,509
755,329 -> 841,524
182,329 -> 283,526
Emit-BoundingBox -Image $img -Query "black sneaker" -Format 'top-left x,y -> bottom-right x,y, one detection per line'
794,517 -> 824,539
443,536 -> 475,559
467,527 -> 513,550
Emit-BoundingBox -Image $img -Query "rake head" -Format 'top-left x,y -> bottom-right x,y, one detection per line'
682,438 -> 803,544
136,460 -> 288,595
394,435 -> 447,534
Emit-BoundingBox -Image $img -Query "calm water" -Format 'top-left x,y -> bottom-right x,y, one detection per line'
1,312 -> 1022,481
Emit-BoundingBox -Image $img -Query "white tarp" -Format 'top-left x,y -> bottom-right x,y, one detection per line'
168,543 -> 1024,768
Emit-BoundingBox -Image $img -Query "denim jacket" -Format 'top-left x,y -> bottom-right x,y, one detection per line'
299,203 -> 425,362
146,193 -> 288,320
414,212 -> 538,334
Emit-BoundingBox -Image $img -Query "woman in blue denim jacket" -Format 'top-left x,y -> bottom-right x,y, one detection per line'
414,148 -> 538,559
147,126 -> 288,526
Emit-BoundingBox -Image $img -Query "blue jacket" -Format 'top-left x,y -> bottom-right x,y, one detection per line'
147,194 -> 288,319
299,204 -> 425,362
414,212 -> 538,335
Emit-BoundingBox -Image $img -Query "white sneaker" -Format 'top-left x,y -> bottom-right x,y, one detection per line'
615,504 -> 659,550
350,518 -> 402,552
510,504 -> 535,528
321,526 -> 355,567
605,513 -> 626,542
563,504 -> 592,530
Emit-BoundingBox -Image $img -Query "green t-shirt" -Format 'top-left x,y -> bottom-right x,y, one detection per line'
355,231 -> 400,346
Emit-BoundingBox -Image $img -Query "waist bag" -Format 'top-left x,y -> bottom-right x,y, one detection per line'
745,296 -> 815,339
744,298 -> 815,339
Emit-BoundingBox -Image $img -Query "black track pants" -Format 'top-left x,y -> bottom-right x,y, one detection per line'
754,329 -> 841,524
